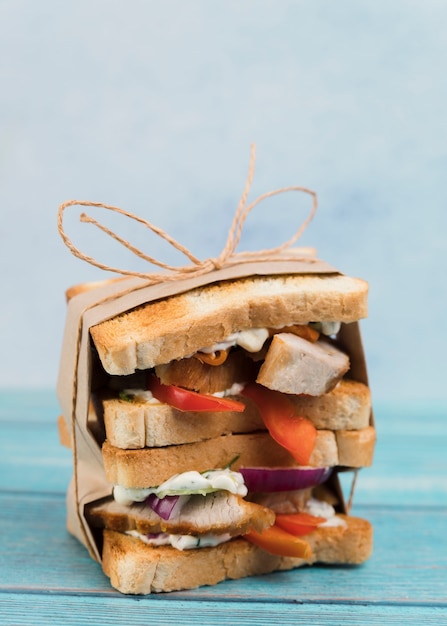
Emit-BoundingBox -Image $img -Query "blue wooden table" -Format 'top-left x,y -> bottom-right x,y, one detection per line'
1,391 -> 446,625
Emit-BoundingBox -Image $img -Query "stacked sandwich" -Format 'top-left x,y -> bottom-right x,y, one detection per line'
72,271 -> 375,594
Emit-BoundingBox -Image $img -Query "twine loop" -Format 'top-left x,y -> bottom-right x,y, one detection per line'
57,145 -> 318,283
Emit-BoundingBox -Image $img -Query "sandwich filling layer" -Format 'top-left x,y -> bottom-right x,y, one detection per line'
113,468 -> 248,505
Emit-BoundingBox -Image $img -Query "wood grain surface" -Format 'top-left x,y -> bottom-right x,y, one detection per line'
0,392 -> 446,625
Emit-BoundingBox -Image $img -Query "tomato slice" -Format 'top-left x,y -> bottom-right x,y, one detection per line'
244,524 -> 312,559
241,383 -> 317,465
275,513 -> 326,537
147,375 -> 245,413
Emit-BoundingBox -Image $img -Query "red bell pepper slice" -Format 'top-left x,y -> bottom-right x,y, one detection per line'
275,512 -> 326,537
147,375 -> 245,413
244,524 -> 312,559
241,383 -> 317,465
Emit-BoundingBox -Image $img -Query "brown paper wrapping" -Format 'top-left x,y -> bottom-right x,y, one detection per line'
57,256 -> 372,563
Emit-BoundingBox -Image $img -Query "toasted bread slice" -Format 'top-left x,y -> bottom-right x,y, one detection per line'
101,514 -> 373,594
102,394 -> 264,449
102,427 -> 375,489
101,379 -> 371,449
90,274 -> 368,375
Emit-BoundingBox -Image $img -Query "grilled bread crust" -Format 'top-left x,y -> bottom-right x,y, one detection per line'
102,427 -> 376,489
101,514 -> 373,594
90,274 -> 368,375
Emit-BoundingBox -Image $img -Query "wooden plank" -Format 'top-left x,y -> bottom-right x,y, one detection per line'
0,390 -> 60,422
338,429 -> 447,507
0,420 -> 72,492
0,388 -> 71,492
345,402 -> 447,506
1,391 -> 447,624
0,492 -> 446,605
1,593 -> 447,626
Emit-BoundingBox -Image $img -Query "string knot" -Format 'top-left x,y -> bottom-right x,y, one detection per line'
209,257 -> 224,271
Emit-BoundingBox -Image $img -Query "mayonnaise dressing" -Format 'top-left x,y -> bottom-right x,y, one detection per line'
309,321 -> 341,337
113,468 -> 248,505
305,497 -> 347,528
199,328 -> 269,354
199,322 -> 341,355
121,389 -> 158,403
126,529 -> 232,550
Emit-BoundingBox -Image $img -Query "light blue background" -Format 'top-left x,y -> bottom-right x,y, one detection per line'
1,1 -> 446,403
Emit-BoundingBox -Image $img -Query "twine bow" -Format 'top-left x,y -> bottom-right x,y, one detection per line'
57,145 -> 318,283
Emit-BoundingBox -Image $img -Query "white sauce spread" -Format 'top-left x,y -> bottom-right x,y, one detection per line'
309,321 -> 341,337
213,382 -> 245,398
199,328 -> 269,354
126,529 -> 232,550
113,468 -> 248,505
305,497 -> 347,528
122,389 -> 158,403
199,322 -> 341,355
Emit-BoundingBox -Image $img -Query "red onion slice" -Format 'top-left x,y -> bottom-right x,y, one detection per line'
240,466 -> 332,493
146,494 -> 189,520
